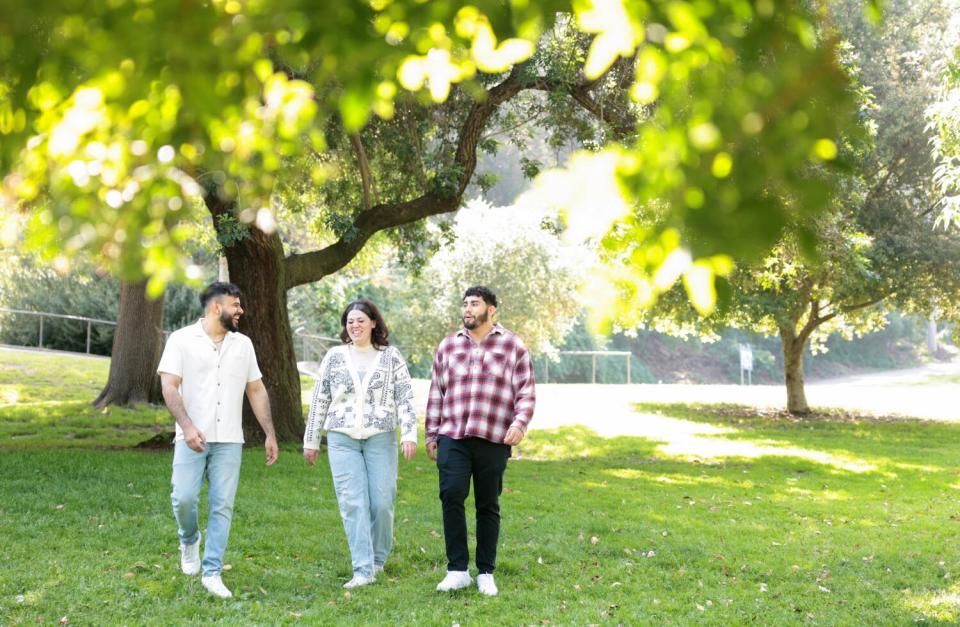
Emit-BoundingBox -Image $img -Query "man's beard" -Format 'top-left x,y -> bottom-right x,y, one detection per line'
220,310 -> 240,333
463,310 -> 488,330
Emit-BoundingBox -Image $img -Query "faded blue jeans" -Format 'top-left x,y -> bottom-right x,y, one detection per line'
327,430 -> 398,578
170,440 -> 243,577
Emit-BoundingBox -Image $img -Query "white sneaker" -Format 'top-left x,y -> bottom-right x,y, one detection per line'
477,573 -> 498,596
201,574 -> 233,598
343,574 -> 375,589
374,564 -> 384,575
179,532 -> 201,576
436,570 -> 472,592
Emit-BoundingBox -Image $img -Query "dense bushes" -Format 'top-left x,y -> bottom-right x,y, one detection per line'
0,253 -> 203,355
620,316 -> 930,385
0,251 -> 934,380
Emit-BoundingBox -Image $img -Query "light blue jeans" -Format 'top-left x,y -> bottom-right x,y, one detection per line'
171,441 -> 243,577
327,430 -> 399,578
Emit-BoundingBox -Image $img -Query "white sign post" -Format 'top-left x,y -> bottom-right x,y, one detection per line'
739,344 -> 753,385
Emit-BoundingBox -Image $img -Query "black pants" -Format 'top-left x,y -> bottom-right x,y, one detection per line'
437,435 -> 511,574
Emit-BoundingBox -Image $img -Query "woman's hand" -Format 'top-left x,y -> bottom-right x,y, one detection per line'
303,448 -> 319,465
401,441 -> 417,460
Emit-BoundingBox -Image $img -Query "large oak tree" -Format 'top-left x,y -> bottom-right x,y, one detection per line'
206,48 -> 637,440
3,1 -> 863,433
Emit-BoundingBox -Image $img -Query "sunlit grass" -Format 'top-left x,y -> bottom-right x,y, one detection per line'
0,348 -> 168,448
904,584 -> 960,622
589,403 -> 880,472
0,348 -> 318,448
912,373 -> 960,385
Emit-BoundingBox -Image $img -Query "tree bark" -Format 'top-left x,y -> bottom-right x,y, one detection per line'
779,324 -> 810,415
93,280 -> 165,408
350,132 -> 379,209
205,192 -> 304,443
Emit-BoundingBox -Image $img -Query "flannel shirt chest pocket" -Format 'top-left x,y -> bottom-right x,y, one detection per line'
449,351 -> 472,378
482,349 -> 509,379
450,346 -> 509,379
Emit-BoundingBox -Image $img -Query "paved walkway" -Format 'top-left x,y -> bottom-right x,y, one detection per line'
396,360 -> 960,440
393,362 -> 957,467
299,358 -> 960,439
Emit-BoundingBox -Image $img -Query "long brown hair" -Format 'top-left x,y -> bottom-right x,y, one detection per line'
340,299 -> 390,348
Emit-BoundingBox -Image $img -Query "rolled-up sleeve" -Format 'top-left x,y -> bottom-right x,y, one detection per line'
425,344 -> 447,444
156,336 -> 183,377
246,341 -> 262,382
509,345 -> 536,432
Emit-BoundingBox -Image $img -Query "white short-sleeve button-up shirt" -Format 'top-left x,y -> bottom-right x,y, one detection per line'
157,319 -> 262,443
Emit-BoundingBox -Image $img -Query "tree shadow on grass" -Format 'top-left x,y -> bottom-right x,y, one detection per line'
0,400 -> 169,449
529,405 -> 883,474
627,402 -> 960,476
518,410 -> 960,540
500,422 -> 960,623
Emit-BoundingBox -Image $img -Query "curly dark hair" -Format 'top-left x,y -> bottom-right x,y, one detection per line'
463,285 -> 497,308
340,299 -> 390,348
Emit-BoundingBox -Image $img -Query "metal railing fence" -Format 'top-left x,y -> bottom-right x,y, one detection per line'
294,328 -> 634,384
0,307 -> 117,355
1,314 -> 638,384
294,328 -> 341,365
542,350 -> 632,384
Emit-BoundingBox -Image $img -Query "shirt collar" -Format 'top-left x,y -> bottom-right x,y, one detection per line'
457,323 -> 505,340
192,318 -> 233,345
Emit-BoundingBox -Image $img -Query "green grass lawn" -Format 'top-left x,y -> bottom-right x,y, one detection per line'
0,348 -> 168,447
3,347 -> 960,623
915,373 -> 960,385
0,347 -> 316,447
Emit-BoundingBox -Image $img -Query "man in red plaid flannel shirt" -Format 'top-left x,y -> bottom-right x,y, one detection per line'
426,286 -> 535,597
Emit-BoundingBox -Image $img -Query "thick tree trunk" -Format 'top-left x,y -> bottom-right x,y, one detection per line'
93,280 -> 164,408
779,325 -> 809,415
206,194 -> 304,443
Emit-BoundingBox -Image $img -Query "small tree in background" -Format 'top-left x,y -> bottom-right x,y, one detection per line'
627,0 -> 960,414
399,198 -> 585,363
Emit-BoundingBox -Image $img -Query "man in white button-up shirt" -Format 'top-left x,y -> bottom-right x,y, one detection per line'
157,282 -> 278,599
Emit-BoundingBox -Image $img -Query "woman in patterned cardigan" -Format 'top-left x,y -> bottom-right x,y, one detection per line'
303,299 -> 418,589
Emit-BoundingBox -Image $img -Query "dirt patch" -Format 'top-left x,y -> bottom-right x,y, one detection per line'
685,403 -> 934,425
135,432 -> 176,449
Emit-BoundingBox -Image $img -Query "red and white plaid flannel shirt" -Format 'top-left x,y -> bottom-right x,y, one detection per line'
425,324 -> 536,445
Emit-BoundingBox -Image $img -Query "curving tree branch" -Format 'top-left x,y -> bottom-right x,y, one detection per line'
284,61 -> 636,290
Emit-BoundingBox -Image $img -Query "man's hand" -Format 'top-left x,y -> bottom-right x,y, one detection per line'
264,434 -> 279,465
184,425 -> 207,452
426,441 -> 438,461
304,448 -> 319,465
503,427 -> 525,446
160,372 -> 204,451
401,441 -> 417,460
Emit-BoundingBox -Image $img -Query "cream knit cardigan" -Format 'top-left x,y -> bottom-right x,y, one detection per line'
304,344 -> 417,448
